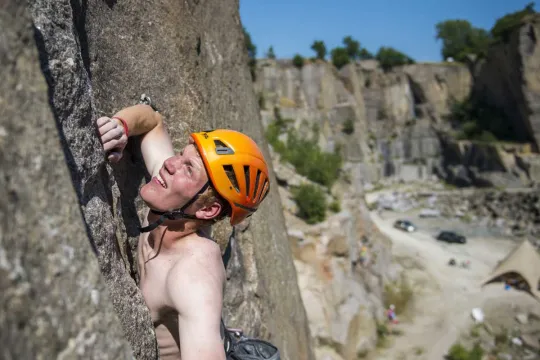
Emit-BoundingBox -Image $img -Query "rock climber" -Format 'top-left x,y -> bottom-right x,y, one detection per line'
387,304 -> 398,324
96,103 -> 270,360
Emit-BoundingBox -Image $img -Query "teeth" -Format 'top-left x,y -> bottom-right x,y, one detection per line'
156,175 -> 166,188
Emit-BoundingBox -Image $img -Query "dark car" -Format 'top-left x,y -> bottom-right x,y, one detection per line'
436,231 -> 466,244
393,220 -> 416,232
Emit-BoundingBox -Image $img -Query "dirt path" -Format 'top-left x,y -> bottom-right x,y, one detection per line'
369,211 -> 523,360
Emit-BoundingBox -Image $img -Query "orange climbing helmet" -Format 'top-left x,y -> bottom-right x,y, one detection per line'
190,129 -> 270,225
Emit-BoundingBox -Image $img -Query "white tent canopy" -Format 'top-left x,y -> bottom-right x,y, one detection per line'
482,240 -> 540,301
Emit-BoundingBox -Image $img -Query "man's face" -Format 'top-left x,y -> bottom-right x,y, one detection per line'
140,143 -> 209,212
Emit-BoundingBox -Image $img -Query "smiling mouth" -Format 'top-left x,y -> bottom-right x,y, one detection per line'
153,175 -> 166,188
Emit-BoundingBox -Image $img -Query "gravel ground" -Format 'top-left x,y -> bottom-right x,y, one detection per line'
368,210 -> 538,360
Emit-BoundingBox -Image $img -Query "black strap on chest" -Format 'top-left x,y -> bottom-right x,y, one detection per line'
222,227 -> 234,269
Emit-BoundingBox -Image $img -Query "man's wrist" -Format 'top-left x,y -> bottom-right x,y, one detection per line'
111,116 -> 129,137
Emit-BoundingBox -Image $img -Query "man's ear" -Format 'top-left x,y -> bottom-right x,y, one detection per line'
195,201 -> 222,220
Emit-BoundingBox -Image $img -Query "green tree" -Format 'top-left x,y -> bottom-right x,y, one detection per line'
331,47 -> 350,69
375,47 -> 414,71
266,46 -> 276,59
343,35 -> 361,59
243,27 -> 257,81
292,54 -> 305,68
435,20 -> 491,62
311,40 -> 327,60
491,2 -> 535,42
358,48 -> 374,60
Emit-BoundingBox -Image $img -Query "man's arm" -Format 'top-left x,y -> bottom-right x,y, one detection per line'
166,247 -> 226,360
97,104 -> 174,175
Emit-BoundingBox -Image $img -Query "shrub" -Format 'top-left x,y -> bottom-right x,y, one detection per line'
449,96 -> 516,142
291,184 -> 327,224
329,200 -> 341,213
284,131 -> 342,187
375,46 -> 415,71
468,343 -> 483,360
491,3 -> 535,42
358,48 -> 374,60
331,47 -> 350,69
292,54 -> 304,68
447,343 -> 469,360
265,120 -> 343,187
342,118 -> 355,134
446,342 -> 483,360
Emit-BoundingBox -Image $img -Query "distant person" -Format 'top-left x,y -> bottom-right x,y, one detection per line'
97,104 -> 270,360
359,245 -> 368,265
387,304 -> 398,324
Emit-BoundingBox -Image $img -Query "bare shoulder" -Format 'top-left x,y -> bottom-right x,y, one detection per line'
164,235 -> 225,313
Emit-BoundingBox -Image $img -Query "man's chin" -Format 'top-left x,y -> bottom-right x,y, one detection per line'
140,185 -> 161,210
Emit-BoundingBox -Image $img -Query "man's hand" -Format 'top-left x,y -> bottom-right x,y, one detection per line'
96,116 -> 128,163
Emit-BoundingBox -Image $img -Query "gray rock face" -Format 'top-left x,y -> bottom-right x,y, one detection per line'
6,0 -> 314,359
0,1 -> 132,359
473,14 -> 540,151
436,139 -> 536,188
29,0 -> 158,357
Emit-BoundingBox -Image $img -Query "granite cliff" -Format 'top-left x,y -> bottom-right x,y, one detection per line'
255,15 -> 540,189
2,1 -> 314,359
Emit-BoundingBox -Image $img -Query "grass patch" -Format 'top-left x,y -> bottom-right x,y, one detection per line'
446,342 -> 483,360
469,324 -> 481,338
376,323 -> 390,348
383,274 -> 414,315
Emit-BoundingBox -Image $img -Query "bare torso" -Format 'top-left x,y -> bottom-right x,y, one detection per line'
137,214 -> 224,360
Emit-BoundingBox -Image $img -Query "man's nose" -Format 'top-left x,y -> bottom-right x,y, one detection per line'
164,156 -> 180,173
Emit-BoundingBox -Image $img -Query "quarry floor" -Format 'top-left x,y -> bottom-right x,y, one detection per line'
367,207 -> 539,360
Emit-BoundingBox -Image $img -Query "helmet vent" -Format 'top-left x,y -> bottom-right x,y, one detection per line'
214,140 -> 234,155
244,165 -> 251,196
253,169 -> 262,199
223,165 -> 240,193
260,180 -> 270,202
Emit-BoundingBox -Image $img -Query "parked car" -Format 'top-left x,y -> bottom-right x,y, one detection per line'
393,220 -> 416,232
436,231 -> 466,244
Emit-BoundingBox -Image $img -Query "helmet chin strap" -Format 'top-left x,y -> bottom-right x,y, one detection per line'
139,182 -> 210,233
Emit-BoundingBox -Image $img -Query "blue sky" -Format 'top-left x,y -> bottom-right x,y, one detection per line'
239,0 -> 534,62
